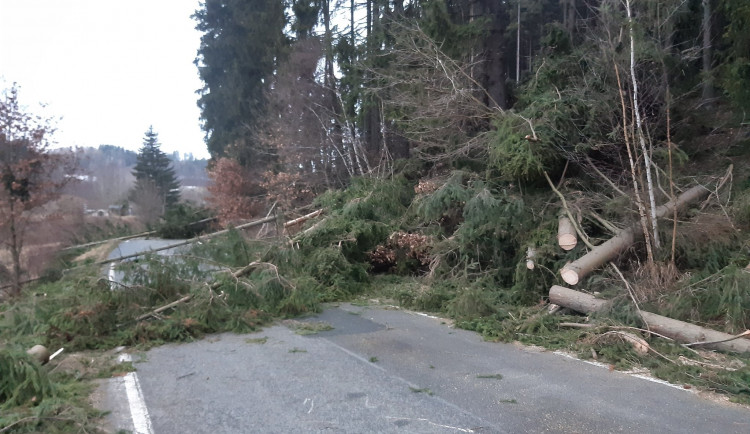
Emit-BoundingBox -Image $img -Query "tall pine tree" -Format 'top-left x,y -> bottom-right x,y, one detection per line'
131,126 -> 180,213
193,0 -> 288,163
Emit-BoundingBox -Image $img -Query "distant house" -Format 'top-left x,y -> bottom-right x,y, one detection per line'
108,204 -> 130,216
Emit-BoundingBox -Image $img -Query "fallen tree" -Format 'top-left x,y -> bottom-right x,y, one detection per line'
549,285 -> 611,313
134,261 -> 264,322
560,184 -> 710,285
89,210 -> 324,267
283,209 -> 325,234
549,285 -> 750,353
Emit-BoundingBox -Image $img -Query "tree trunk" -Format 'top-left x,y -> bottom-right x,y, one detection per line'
363,0 -> 383,157
482,0 -> 509,109
560,184 -> 709,285
549,286 -> 750,353
549,285 -> 612,313
640,311 -> 750,353
564,0 -> 576,40
8,199 -> 23,296
351,0 -> 356,45
701,0 -> 714,101
626,0 -> 660,251
557,216 -> 578,251
516,1 -> 520,83
323,0 -> 347,178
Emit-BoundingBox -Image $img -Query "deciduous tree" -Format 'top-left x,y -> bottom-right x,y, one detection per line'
0,84 -> 76,296
206,157 -> 262,224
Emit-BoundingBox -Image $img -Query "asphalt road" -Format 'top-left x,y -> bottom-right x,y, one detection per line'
104,238 -> 187,285
96,302 -> 750,433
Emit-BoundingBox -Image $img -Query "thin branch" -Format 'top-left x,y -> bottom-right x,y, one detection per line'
626,0 -> 660,249
584,155 -> 627,197
614,61 -> 655,264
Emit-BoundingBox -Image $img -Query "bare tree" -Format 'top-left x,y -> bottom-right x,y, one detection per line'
367,22 -> 501,163
130,179 -> 166,226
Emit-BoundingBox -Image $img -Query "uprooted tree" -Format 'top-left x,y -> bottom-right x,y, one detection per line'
0,84 -> 76,297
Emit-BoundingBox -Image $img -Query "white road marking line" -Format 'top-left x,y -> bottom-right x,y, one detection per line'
413,312 -> 442,320
118,354 -> 154,434
303,398 -> 315,414
108,263 -> 116,284
386,417 -> 475,432
552,350 -> 691,392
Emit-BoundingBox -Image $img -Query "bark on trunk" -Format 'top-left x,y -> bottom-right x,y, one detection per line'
560,185 -> 709,285
701,0 -> 714,101
283,209 -> 325,233
8,199 -> 23,296
640,311 -> 750,353
627,0 -> 660,250
557,216 -> 578,251
548,285 -> 750,353
549,285 -> 611,313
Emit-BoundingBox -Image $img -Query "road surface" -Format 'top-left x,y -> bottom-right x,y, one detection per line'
95,302 -> 750,433
104,238 -> 187,285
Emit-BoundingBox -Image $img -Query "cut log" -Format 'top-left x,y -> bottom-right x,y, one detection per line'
557,216 -> 578,250
549,285 -> 611,313
548,285 -> 750,353
653,185 -> 710,219
560,185 -> 709,285
526,247 -> 536,270
560,229 -> 635,285
283,209 -> 324,228
639,312 -> 750,353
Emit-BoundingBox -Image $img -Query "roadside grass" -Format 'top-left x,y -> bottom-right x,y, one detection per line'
476,374 -> 503,380
0,230 -> 317,431
0,346 -> 132,433
284,320 -> 334,335
409,387 -> 433,395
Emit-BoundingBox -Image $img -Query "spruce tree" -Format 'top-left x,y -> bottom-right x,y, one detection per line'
193,0 -> 288,161
131,126 -> 180,213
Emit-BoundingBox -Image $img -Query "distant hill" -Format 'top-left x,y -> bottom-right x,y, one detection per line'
65,145 -> 210,208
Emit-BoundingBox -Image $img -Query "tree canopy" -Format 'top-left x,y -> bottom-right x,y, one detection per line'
193,0 -> 750,222
193,0 -> 288,164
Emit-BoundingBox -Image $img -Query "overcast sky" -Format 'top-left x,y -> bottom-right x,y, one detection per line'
0,0 -> 210,159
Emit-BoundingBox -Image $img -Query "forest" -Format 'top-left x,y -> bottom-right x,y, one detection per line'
2,0 -> 750,430
192,0 -> 750,399
199,0 -> 750,337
